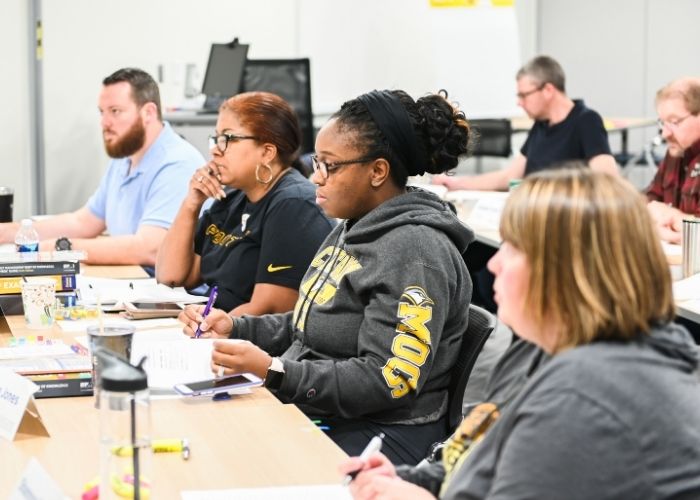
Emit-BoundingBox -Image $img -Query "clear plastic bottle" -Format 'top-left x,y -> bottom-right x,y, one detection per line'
98,350 -> 152,499
14,218 -> 39,253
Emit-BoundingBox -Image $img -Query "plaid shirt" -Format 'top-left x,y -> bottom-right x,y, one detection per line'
646,139 -> 700,216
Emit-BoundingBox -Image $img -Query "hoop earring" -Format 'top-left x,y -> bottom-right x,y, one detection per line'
255,163 -> 273,184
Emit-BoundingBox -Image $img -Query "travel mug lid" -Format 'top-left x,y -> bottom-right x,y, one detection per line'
97,348 -> 148,392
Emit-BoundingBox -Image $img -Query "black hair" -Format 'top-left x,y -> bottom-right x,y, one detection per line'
103,67 -> 162,120
332,89 -> 472,187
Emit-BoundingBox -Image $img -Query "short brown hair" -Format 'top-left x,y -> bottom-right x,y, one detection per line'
221,91 -> 301,167
103,67 -> 162,120
656,77 -> 700,115
500,166 -> 674,352
516,55 -> 566,93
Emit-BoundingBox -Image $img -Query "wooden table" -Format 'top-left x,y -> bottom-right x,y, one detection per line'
0,265 -> 347,496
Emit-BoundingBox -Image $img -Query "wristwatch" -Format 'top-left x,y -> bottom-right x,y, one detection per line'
55,237 -> 72,251
264,357 -> 285,390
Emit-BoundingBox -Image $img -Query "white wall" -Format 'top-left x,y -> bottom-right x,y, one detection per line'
0,0 -> 31,220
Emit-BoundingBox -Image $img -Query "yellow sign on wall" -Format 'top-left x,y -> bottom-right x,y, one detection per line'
429,0 -> 479,8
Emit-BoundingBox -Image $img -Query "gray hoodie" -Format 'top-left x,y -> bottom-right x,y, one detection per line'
233,188 -> 474,424
442,323 -> 700,499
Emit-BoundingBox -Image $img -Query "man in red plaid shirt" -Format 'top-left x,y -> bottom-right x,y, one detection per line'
647,77 -> 700,244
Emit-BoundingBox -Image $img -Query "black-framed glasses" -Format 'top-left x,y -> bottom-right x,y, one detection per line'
657,114 -> 693,131
516,84 -> 545,100
208,133 -> 258,153
311,155 -> 376,179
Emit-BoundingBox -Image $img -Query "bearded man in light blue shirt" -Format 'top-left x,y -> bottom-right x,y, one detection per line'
0,67 -> 204,266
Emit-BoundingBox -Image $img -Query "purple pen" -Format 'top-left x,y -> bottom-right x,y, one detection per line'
194,285 -> 218,338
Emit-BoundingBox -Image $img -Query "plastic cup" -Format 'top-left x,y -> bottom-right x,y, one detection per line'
87,324 -> 135,408
20,278 -> 56,329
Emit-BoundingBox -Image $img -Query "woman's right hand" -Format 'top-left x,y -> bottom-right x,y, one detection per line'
186,162 -> 227,208
339,453 -> 398,499
178,305 -> 233,338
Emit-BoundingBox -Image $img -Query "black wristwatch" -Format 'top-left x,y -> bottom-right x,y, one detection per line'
264,357 -> 285,390
55,237 -> 72,251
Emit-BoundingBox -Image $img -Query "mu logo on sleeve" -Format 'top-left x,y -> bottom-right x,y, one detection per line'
292,244 -> 362,330
382,286 -> 434,398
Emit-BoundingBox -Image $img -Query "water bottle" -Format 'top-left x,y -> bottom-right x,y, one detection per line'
97,349 -> 152,499
15,218 -> 39,253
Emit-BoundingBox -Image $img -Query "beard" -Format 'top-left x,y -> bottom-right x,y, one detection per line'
103,117 -> 146,159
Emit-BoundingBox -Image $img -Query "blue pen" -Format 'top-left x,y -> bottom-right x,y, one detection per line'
194,286 -> 218,339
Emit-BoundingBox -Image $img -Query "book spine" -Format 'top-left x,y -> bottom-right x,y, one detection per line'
0,274 -> 77,295
0,261 -> 80,277
28,373 -> 94,398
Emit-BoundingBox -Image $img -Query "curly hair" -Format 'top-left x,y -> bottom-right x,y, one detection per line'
332,89 -> 472,187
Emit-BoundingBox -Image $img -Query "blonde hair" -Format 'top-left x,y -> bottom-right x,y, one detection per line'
500,166 -> 674,352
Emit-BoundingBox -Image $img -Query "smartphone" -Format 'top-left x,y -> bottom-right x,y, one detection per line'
128,302 -> 183,311
173,373 -> 263,396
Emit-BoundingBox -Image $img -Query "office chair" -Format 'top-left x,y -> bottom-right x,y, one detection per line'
241,58 -> 314,155
469,119 -> 513,173
446,304 -> 497,433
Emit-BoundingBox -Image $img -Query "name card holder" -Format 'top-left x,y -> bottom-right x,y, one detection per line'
0,369 -> 49,441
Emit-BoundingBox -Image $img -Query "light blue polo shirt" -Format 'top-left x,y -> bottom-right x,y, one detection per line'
87,122 -> 204,235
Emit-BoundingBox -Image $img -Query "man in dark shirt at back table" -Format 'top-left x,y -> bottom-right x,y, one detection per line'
433,55 -> 618,191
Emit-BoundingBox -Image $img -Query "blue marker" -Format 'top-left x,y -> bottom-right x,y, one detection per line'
194,286 -> 218,339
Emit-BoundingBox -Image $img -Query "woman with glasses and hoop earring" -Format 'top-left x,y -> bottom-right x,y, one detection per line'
156,91 -> 334,315
180,89 -> 476,465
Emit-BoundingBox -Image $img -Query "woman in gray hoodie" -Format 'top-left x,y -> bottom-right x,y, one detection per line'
180,89 -> 476,464
342,167 -> 700,499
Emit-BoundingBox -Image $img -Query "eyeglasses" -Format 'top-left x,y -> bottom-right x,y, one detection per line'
208,133 -> 258,153
310,155 -> 375,179
657,114 -> 693,131
516,84 -> 545,100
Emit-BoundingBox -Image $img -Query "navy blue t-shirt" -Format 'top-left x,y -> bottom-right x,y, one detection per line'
521,99 -> 612,176
194,169 -> 335,311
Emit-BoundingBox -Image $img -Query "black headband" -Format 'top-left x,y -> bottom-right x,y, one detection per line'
357,90 -> 429,177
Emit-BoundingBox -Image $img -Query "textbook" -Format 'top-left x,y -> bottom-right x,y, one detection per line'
27,371 -> 93,398
0,274 -> 77,295
0,260 -> 80,277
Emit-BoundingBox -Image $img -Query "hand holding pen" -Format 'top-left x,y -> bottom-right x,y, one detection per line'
194,286 -> 218,338
342,433 -> 385,487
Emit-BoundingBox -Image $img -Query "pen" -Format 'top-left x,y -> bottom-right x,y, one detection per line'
194,285 -> 218,338
342,433 -> 384,487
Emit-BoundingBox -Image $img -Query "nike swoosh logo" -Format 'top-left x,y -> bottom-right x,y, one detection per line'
267,264 -> 293,273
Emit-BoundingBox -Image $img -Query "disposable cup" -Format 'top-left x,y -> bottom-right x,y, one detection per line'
20,278 -> 56,329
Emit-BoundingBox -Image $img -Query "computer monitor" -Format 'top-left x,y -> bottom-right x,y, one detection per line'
201,42 -> 249,112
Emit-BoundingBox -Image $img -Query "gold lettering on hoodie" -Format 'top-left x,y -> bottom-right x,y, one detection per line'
383,286 -> 434,398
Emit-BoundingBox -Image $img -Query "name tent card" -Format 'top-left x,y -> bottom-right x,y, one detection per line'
0,369 -> 49,441
9,458 -> 67,500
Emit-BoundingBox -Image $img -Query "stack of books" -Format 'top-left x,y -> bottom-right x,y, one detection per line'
0,251 -> 85,295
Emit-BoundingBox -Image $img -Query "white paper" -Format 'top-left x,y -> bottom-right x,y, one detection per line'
0,369 -> 39,441
58,316 -> 180,333
181,484 -> 352,500
466,197 -> 506,230
76,276 -> 207,306
673,272 -> 700,301
9,458 -> 69,500
131,337 -> 218,389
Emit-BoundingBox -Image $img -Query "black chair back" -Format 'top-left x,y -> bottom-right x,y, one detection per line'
242,58 -> 314,154
446,304 -> 497,432
471,118 -> 513,158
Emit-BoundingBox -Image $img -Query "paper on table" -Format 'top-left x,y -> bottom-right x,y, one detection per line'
77,276 -> 207,306
181,484 -> 352,500
58,317 -> 180,333
673,272 -> 700,301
